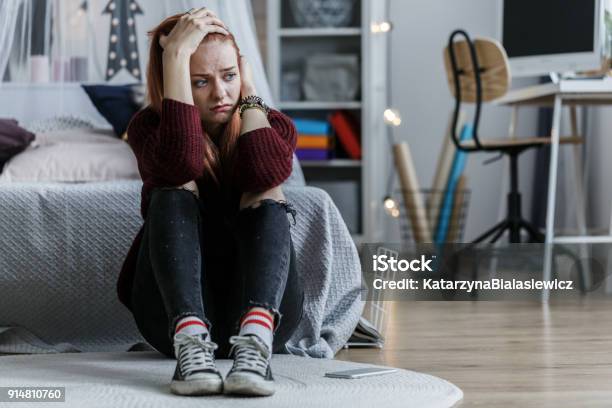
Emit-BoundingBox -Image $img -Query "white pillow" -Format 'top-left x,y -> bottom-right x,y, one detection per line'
0,128 -> 140,183
24,115 -> 96,134
30,128 -> 119,147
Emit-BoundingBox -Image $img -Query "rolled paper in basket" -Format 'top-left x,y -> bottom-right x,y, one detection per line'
428,110 -> 466,229
392,143 -> 432,243
446,175 -> 467,243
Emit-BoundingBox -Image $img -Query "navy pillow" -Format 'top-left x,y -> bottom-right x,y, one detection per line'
82,84 -> 144,137
0,119 -> 35,170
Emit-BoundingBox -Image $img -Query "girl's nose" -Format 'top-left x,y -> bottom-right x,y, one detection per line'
211,79 -> 227,99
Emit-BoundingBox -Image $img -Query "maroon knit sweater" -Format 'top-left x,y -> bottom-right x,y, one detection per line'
117,98 -> 297,311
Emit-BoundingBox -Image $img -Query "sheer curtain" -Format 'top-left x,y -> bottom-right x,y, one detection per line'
1,0 -> 31,82
0,0 -> 274,111
0,1 -> 22,76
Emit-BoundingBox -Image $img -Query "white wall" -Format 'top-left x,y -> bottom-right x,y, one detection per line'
385,0 -> 540,242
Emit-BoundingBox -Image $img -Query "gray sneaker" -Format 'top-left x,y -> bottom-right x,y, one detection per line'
223,334 -> 275,396
170,332 -> 223,396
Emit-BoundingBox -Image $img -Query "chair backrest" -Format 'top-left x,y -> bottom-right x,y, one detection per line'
443,30 -> 511,152
443,37 -> 511,103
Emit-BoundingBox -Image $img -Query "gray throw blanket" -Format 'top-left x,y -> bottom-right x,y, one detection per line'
0,165 -> 364,358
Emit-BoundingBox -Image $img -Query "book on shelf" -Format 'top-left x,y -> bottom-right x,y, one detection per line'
292,118 -> 331,135
330,110 -> 361,160
297,134 -> 332,149
296,148 -> 332,161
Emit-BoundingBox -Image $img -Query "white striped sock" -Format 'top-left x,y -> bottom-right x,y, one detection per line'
238,308 -> 274,351
174,316 -> 210,339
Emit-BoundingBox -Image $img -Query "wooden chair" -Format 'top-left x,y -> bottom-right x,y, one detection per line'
443,29 -> 583,243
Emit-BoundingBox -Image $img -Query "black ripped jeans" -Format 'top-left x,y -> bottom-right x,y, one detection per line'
130,186 -> 304,359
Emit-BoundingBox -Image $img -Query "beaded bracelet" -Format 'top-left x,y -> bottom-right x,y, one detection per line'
238,95 -> 270,117
239,103 -> 268,117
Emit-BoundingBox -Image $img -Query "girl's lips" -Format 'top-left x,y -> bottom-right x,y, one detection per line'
211,105 -> 231,113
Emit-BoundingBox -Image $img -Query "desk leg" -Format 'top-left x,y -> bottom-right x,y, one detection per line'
542,95 -> 562,301
569,106 -> 591,290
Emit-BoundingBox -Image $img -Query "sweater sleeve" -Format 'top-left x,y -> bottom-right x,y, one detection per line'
235,109 -> 298,193
127,98 -> 205,187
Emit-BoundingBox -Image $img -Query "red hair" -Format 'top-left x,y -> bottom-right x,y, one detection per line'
145,13 -> 242,188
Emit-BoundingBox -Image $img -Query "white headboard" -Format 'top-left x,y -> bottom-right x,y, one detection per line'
0,83 -> 111,128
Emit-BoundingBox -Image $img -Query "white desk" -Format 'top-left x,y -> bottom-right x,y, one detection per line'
497,78 -> 612,300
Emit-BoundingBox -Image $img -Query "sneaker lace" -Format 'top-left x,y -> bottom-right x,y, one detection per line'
174,333 -> 218,375
229,335 -> 270,376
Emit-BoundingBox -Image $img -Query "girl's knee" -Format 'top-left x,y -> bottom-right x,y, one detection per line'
175,180 -> 199,199
237,198 -> 297,227
152,180 -> 199,200
149,182 -> 200,216
240,185 -> 284,210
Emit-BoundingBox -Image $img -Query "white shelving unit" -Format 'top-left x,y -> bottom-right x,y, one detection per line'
299,159 -> 362,168
278,101 -> 362,110
279,27 -> 362,37
266,0 -> 389,243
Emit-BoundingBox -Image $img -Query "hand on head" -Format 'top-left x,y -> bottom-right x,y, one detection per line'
159,7 -> 229,55
239,54 -> 257,97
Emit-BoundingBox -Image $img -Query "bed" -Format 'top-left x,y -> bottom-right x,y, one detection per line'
0,119 -> 365,358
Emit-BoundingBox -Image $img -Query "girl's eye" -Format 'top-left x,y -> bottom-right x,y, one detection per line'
226,72 -> 236,80
193,79 -> 207,88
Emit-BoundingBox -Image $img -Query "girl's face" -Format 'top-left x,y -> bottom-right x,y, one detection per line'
189,40 -> 241,129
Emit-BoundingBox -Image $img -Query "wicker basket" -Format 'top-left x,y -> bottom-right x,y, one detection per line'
288,0 -> 357,28
396,188 -> 470,244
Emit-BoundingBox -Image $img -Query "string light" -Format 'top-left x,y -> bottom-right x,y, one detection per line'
379,0 -> 402,219
371,21 -> 393,33
384,108 -> 401,126
383,195 -> 400,218
379,21 -> 392,32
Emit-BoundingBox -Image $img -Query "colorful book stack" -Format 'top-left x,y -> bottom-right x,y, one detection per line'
293,118 -> 332,161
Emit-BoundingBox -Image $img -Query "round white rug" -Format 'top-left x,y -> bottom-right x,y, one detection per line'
0,352 -> 462,407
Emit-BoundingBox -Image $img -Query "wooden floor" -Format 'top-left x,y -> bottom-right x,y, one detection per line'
336,300 -> 612,407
